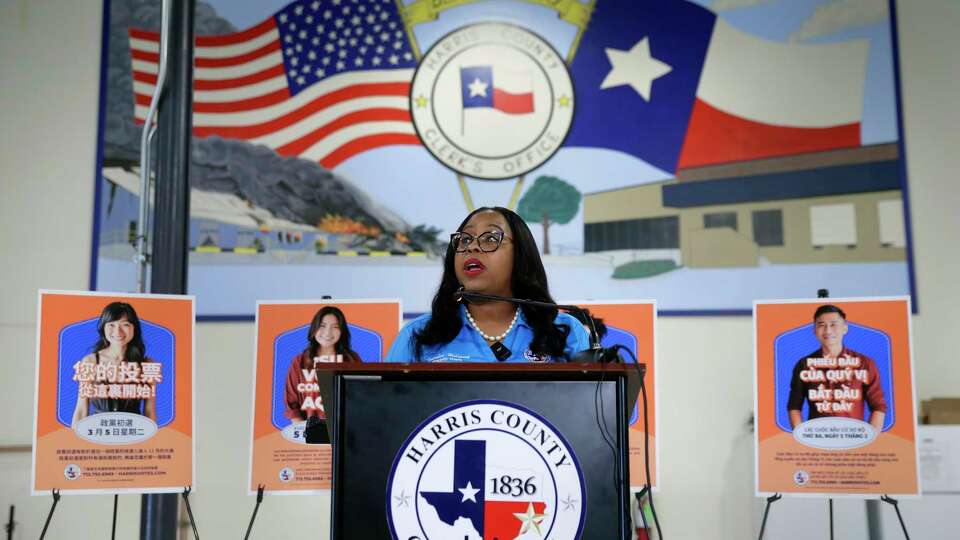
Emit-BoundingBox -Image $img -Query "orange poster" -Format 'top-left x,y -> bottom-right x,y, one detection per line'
31,290 -> 195,495
248,299 -> 402,494
563,300 -> 658,491
754,297 -> 919,497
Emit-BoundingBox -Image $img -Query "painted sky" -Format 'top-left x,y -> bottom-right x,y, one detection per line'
197,0 -> 901,250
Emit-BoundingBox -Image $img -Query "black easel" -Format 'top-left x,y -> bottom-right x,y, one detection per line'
243,485 -> 265,540
880,495 -> 911,540
37,490 -> 60,540
111,495 -> 119,540
181,487 -> 200,540
5,504 -> 15,540
757,493 -> 781,540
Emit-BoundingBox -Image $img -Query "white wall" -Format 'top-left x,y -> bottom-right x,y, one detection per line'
1,1 -> 957,539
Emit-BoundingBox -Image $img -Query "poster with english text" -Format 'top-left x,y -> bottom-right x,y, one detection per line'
248,299 -> 401,493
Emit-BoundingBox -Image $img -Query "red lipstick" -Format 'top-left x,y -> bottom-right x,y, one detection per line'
463,258 -> 485,277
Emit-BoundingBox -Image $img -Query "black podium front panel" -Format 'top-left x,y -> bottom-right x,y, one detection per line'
332,378 -> 628,540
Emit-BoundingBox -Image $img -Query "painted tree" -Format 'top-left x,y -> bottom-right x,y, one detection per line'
517,175 -> 582,255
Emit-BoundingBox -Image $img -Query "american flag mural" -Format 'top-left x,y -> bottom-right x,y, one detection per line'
129,0 -> 419,169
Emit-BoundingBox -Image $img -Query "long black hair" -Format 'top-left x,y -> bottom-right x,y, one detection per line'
305,306 -> 357,361
413,207 -> 570,360
92,302 -> 146,364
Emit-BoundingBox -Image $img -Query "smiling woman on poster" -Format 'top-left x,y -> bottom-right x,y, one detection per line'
386,207 -> 589,362
284,306 -> 359,426
71,302 -> 158,426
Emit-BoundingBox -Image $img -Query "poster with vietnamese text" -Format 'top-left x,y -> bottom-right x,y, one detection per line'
754,297 -> 918,497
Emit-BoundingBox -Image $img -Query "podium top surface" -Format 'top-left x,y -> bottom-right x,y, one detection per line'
312,363 -> 645,427
312,361 -> 644,376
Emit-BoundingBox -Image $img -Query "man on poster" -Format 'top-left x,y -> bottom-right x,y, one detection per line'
787,305 -> 887,431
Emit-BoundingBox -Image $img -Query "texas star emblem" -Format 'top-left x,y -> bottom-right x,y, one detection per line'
386,400 -> 586,540
410,23 -> 575,180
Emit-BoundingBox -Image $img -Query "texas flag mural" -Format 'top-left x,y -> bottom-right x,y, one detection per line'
567,0 -> 868,174
420,439 -> 547,540
460,66 -> 536,115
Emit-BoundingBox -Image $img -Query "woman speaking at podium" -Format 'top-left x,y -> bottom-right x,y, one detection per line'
386,207 -> 588,362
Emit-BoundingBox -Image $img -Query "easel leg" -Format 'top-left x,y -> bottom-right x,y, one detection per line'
38,489 -> 60,540
829,498 -> 835,540
5,504 -> 15,540
243,485 -> 265,540
757,493 -> 781,540
880,495 -> 911,540
181,487 -> 200,540
111,494 -> 119,540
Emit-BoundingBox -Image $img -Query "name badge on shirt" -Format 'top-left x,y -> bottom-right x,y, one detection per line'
426,353 -> 472,363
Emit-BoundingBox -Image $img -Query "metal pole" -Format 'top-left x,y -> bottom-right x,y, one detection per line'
136,0 -> 173,292
829,498 -> 834,540
149,0 -> 194,296
866,499 -> 884,540
140,0 -> 194,538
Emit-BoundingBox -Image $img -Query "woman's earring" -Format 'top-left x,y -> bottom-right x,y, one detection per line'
455,285 -> 465,303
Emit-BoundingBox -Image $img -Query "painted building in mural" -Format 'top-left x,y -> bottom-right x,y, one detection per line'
583,144 -> 906,269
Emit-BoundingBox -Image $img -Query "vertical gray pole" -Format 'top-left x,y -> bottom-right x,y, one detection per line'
140,0 -> 195,538
866,500 -> 884,540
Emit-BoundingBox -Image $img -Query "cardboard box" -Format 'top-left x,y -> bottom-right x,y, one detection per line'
921,398 -> 960,425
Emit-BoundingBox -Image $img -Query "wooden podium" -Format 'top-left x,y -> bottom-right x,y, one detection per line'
315,362 -> 643,539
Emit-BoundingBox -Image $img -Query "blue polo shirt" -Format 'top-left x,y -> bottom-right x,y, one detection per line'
385,305 -> 590,362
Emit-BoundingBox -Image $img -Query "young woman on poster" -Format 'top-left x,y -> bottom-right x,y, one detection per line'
71,302 -> 158,425
386,207 -> 589,362
283,306 -> 359,443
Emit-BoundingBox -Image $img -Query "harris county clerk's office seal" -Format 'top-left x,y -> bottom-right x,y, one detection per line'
409,23 -> 575,180
386,400 -> 586,540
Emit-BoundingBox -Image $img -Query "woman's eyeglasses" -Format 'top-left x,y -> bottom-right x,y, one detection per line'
449,231 -> 510,253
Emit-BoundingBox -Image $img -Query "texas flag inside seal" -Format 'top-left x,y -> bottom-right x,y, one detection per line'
421,439 -> 548,539
387,401 -> 586,540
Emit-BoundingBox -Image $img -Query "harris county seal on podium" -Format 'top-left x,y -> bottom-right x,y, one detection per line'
386,400 -> 586,540
409,22 -> 575,180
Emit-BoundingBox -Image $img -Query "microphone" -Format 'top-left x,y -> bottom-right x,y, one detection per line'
453,289 -> 619,363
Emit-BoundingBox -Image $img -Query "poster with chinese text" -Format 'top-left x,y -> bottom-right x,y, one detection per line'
32,290 -> 195,494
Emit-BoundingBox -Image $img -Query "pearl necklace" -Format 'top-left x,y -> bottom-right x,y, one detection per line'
465,307 -> 519,342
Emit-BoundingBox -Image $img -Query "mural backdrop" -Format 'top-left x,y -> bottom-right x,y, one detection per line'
91,0 -> 914,317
